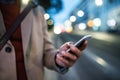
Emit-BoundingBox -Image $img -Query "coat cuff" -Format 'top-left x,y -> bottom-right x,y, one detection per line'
55,65 -> 69,74
54,50 -> 69,74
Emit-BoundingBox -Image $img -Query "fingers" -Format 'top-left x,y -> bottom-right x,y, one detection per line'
56,40 -> 88,67
59,42 -> 73,51
79,40 -> 88,50
68,44 -> 81,58
56,52 -> 76,67
56,47 -> 81,67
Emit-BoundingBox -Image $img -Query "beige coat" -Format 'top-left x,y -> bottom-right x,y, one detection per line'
0,5 -> 60,80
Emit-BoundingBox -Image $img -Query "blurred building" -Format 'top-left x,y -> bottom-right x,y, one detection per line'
69,0 -> 120,32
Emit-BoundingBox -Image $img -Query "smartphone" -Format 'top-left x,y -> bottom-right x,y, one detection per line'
74,35 -> 92,48
67,35 -> 92,53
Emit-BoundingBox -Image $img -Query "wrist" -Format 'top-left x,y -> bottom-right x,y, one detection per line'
55,50 -> 69,73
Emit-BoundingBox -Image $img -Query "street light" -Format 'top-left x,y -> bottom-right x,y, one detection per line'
22,0 -> 29,5
107,19 -> 116,27
93,18 -> 101,27
70,16 -> 76,22
77,10 -> 84,17
78,23 -> 87,30
92,18 -> 101,31
95,0 -> 103,6
44,13 -> 50,20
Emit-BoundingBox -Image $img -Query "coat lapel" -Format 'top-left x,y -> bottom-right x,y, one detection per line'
21,10 -> 33,55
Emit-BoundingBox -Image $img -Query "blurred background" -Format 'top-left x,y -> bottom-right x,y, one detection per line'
22,0 -> 120,80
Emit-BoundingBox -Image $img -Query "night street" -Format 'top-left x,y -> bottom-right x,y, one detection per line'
1,0 -> 120,80
52,30 -> 120,80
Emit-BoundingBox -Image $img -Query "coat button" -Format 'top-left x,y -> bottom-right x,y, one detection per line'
5,46 -> 12,53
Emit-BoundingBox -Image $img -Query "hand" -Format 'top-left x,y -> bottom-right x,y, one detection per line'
55,40 -> 87,68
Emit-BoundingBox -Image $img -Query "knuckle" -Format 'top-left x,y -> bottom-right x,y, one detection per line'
73,56 -> 77,61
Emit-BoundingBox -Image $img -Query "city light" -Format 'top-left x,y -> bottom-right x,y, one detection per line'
77,10 -> 84,17
22,0 -> 29,5
93,18 -> 101,27
44,13 -> 50,20
107,19 -> 116,27
87,20 -> 94,27
65,26 -> 73,33
54,26 -> 62,34
64,20 -> 72,26
78,23 -> 87,30
64,20 -> 73,33
47,19 -> 54,25
95,0 -> 103,6
70,16 -> 76,22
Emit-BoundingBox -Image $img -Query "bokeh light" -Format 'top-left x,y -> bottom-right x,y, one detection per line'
77,10 -> 84,17
70,16 -> 76,22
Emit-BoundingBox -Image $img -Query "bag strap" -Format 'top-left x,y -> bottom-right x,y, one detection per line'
0,1 -> 38,51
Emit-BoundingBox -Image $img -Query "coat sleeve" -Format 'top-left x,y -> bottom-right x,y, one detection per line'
37,6 -> 68,74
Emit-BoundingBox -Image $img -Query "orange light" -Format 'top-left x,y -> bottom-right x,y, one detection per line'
87,20 -> 93,27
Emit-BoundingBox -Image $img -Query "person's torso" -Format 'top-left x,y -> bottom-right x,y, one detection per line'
0,3 -> 45,80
